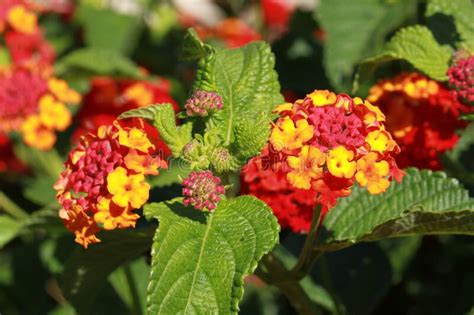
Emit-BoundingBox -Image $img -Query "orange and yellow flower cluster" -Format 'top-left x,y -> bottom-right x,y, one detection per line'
54,121 -> 167,248
267,90 -> 403,213
368,72 -> 472,170
0,1 -> 79,151
0,69 -> 81,150
0,0 -> 55,72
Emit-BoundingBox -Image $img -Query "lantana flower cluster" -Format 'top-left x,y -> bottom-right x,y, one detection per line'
263,90 -> 402,216
0,0 -> 55,72
55,121 -> 167,248
368,72 -> 472,170
0,0 -> 80,151
0,68 -> 81,150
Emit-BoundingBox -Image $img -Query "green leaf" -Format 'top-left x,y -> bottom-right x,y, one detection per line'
233,113 -> 271,160
354,25 -> 452,91
144,196 -> 280,314
426,0 -> 474,47
317,168 -> 474,251
13,143 -> 63,179
193,40 -> 284,147
317,0 -> 417,91
60,227 -> 154,314
182,28 -> 215,60
55,48 -> 142,78
76,3 -> 143,55
0,216 -> 22,248
23,176 -> 57,206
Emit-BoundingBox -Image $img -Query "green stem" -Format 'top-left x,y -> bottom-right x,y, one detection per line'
258,253 -> 321,315
124,263 -> 142,315
291,204 -> 323,279
0,191 -> 28,220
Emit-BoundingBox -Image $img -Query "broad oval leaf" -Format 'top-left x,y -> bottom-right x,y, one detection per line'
144,196 -> 280,314
354,25 -> 452,91
317,0 -> 417,92
317,168 -> 474,251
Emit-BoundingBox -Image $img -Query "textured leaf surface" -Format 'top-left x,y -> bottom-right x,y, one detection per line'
60,227 -> 154,314
192,40 -> 283,146
355,25 -> 452,90
426,0 -> 474,47
317,169 -> 474,250
55,48 -> 141,78
317,0 -> 416,91
0,216 -> 22,248
144,196 -> 279,314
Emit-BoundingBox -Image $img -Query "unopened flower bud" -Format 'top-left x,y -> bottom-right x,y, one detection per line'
185,91 -> 223,117
447,53 -> 474,104
182,170 -> 225,211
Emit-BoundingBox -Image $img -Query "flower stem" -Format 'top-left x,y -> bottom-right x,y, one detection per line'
0,190 -> 28,220
291,204 -> 323,279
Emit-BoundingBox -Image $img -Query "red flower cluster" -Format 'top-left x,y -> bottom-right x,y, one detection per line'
368,72 -> 472,170
241,149 -> 317,233
0,0 -> 55,73
192,18 -> 261,48
73,76 -> 179,157
242,90 -> 402,233
0,133 -> 26,173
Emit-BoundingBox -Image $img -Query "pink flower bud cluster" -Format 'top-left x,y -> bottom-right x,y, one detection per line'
447,55 -> 474,104
182,170 -> 225,211
185,91 -> 223,117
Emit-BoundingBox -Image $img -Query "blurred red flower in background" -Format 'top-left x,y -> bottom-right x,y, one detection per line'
368,72 -> 472,170
261,0 -> 295,29
73,77 -> 180,157
0,133 -> 26,173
